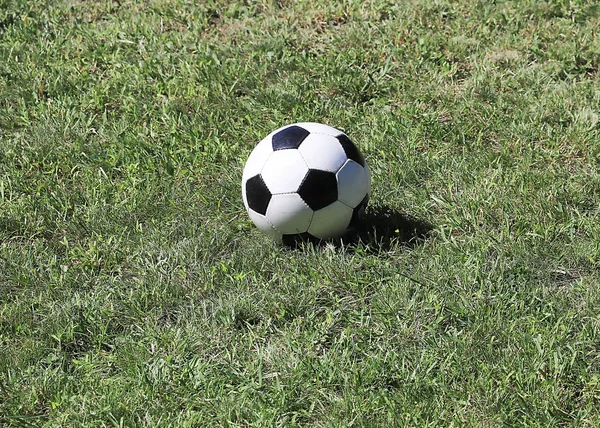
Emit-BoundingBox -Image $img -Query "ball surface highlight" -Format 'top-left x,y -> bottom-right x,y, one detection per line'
242,123 -> 370,242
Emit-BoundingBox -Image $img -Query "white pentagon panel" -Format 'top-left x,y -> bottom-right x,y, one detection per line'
242,186 -> 248,211
294,122 -> 343,137
242,138 -> 273,183
261,150 -> 308,194
337,159 -> 369,208
308,201 -> 353,240
248,210 -> 282,240
266,193 -> 313,234
241,176 -> 252,211
298,133 -> 348,172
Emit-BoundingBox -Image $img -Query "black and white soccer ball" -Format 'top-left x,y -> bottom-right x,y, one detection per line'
242,122 -> 370,242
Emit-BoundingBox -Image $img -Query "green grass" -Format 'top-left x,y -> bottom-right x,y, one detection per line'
1,0 -> 600,425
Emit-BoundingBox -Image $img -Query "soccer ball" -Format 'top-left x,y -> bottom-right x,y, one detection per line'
242,122 -> 370,242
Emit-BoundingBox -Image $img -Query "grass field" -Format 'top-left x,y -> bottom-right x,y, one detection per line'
1,0 -> 600,425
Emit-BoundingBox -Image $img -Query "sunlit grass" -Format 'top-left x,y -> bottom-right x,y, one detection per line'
1,0 -> 600,425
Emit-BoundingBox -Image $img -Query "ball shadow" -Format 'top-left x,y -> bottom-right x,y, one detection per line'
348,205 -> 433,250
283,205 -> 434,252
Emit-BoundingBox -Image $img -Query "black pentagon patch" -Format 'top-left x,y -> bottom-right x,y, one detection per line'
245,174 -> 271,215
272,125 -> 310,151
349,194 -> 369,229
298,169 -> 338,211
337,134 -> 365,167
